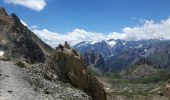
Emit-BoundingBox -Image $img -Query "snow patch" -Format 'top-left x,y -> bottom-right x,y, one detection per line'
90,41 -> 98,44
76,43 -> 87,48
144,49 -> 147,52
0,51 -> 4,56
107,41 -> 117,47
138,44 -> 143,48
122,42 -> 126,45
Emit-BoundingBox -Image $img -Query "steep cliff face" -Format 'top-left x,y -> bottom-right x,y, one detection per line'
0,7 -> 52,63
84,50 -> 106,71
48,44 -> 106,100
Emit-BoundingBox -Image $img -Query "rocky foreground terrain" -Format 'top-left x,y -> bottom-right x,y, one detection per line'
0,7 -> 106,100
0,60 -> 91,100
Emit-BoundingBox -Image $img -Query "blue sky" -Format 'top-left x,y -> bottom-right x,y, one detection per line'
1,0 -> 170,47
1,0 -> 170,34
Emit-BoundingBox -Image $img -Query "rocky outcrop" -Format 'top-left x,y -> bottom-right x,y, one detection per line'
0,7 -> 52,63
164,80 -> 170,99
0,60 -> 91,100
48,44 -> 106,100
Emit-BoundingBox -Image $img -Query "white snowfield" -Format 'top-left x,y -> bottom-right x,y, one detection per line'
0,51 -> 4,56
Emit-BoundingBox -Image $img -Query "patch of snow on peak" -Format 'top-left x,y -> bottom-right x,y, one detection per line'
138,44 -> 143,48
107,41 -> 117,47
0,51 -> 4,56
122,42 -> 126,45
76,41 -> 88,47
90,41 -> 98,44
109,54 -> 114,57
144,49 -> 147,52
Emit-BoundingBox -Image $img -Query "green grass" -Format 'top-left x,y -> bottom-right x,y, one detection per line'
131,70 -> 170,84
108,91 -> 149,97
110,70 -> 170,84
112,73 -> 123,79
111,73 -> 130,84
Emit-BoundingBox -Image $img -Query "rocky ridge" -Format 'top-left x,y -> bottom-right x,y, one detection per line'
0,7 -> 52,63
48,44 -> 106,100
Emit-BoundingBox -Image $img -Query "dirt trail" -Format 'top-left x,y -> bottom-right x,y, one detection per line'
0,61 -> 53,100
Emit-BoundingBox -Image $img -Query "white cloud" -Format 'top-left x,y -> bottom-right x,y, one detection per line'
66,29 -> 106,45
121,17 -> 170,40
107,32 -> 126,40
4,0 -> 46,11
33,29 -> 64,47
30,17 -> 170,47
32,28 -> 106,47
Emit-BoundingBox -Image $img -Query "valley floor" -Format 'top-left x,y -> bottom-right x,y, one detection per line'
97,77 -> 169,100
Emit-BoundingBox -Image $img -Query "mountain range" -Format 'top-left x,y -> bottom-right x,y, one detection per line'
74,39 -> 170,100
74,39 -> 170,72
0,7 -> 170,100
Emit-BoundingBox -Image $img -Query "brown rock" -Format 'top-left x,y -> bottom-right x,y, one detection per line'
165,80 -> 170,99
48,45 -> 106,100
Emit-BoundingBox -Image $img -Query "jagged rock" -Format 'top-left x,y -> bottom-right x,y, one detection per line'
0,7 -> 52,63
164,80 -> 170,99
11,13 -> 21,23
64,41 -> 71,49
48,45 -> 106,100
84,50 -> 108,73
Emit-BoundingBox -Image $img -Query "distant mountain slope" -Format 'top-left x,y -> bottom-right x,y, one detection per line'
74,41 -> 113,60
83,50 -> 107,72
74,39 -> 170,72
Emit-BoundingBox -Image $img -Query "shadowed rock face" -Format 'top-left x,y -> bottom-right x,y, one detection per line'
0,7 -> 52,63
84,50 -> 108,72
48,44 -> 106,100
